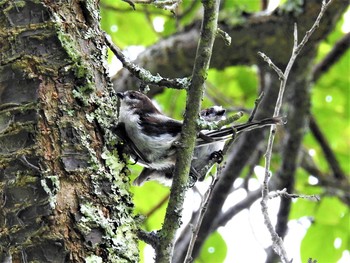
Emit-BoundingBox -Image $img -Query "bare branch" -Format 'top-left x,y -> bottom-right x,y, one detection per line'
268,188 -> 320,201
184,168 -> 221,263
312,32 -> 350,82
137,229 -> 159,249
259,1 -> 333,262
104,32 -> 190,90
156,0 -> 221,261
130,0 -> 181,12
145,193 -> 170,218
248,91 -> 265,122
309,115 -> 346,180
257,52 -> 284,80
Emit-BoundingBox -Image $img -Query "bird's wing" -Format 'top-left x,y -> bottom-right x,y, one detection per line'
140,115 -> 183,137
113,123 -> 151,164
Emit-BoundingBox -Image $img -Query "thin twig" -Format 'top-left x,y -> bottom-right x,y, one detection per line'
259,1 -> 333,262
309,115 -> 346,180
131,0 -> 180,12
257,52 -> 284,80
312,32 -> 350,82
104,32 -> 190,90
184,167 -> 222,263
268,188 -> 320,201
184,88 -> 268,259
248,91 -> 264,122
145,193 -> 170,217
19,155 -> 40,172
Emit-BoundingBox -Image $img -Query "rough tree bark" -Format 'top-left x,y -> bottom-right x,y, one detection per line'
0,1 -> 137,262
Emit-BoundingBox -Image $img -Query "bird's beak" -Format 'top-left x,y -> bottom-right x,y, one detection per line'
117,92 -> 124,99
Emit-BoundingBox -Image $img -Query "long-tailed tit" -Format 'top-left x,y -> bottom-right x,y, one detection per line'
115,90 -> 284,186
132,106 -> 227,186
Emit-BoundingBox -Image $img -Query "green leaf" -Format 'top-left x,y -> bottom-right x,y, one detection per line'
222,0 -> 261,13
100,0 -> 160,47
289,198 -> 317,220
315,197 -> 348,225
301,223 -> 345,263
196,231 -> 227,263
130,165 -> 169,230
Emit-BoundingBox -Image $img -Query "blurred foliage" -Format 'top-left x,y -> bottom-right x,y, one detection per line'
196,231 -> 228,263
101,0 -> 349,262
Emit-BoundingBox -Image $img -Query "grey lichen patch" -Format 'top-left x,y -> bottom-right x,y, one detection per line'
41,175 -> 60,208
53,19 -> 95,104
82,0 -> 101,24
72,93 -> 138,261
86,87 -> 119,128
85,255 -> 103,263
78,199 -> 138,262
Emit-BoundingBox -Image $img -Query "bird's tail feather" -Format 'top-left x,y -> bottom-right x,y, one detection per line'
197,116 -> 285,145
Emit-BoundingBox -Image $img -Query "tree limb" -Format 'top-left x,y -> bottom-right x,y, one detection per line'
104,32 -> 190,90
155,0 -> 220,261
309,115 -> 346,180
312,32 -> 350,82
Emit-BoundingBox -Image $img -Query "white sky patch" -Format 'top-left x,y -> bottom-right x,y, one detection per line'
308,149 -> 316,157
267,0 -> 280,11
108,45 -> 145,76
153,16 -> 165,32
254,165 -> 267,185
108,55 -> 122,77
325,95 -> 333,103
339,251 -> 350,263
334,237 -> 342,249
341,8 -> 350,33
110,24 -> 118,32
284,217 -> 312,262
124,45 -> 145,61
248,177 -> 261,191
308,175 -> 319,185
143,244 -> 155,263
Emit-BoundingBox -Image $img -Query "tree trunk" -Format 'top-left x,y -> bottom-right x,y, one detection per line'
0,1 -> 138,262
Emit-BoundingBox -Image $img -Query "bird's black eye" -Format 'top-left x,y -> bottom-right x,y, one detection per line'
129,93 -> 136,99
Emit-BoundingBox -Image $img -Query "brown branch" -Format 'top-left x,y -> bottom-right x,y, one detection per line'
145,193 -> 170,218
312,32 -> 350,82
300,148 -> 350,203
309,115 -> 346,180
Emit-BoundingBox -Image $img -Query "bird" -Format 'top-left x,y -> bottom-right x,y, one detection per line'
114,90 -> 284,186
132,105 -> 227,186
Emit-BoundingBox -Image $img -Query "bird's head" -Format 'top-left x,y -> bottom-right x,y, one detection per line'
117,90 -> 161,115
